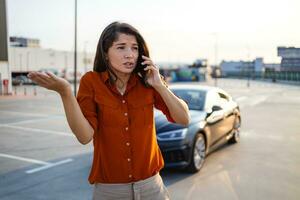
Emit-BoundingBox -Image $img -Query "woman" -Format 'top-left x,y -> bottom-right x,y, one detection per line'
28,21 -> 190,200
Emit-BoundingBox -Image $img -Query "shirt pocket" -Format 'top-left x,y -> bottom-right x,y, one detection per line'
130,95 -> 154,126
94,95 -> 121,127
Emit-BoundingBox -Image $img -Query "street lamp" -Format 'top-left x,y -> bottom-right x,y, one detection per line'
246,45 -> 251,88
73,0 -> 77,96
247,65 -> 250,88
83,41 -> 88,73
211,32 -> 218,86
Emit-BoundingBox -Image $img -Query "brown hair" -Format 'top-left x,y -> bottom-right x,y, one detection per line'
93,21 -> 150,86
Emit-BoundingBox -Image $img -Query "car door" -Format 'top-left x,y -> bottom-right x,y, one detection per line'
218,91 -> 236,134
205,91 -> 228,147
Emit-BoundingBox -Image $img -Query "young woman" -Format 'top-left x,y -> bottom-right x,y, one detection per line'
28,21 -> 190,200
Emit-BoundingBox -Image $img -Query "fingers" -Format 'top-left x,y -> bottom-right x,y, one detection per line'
141,60 -> 155,66
45,71 -> 57,79
141,55 -> 154,65
28,71 -> 51,79
33,76 -> 49,88
143,65 -> 157,72
141,55 -> 159,70
28,72 -> 53,87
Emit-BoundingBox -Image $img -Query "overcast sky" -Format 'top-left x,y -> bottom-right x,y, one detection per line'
6,0 -> 300,64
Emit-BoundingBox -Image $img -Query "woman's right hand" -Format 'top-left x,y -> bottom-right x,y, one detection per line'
28,71 -> 72,96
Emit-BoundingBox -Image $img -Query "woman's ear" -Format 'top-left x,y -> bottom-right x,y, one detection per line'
104,53 -> 108,60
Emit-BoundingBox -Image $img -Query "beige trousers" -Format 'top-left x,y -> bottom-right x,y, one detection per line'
92,173 -> 170,200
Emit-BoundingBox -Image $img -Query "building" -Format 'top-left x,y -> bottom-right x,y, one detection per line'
10,36 -> 40,48
278,47 -> 300,72
9,46 -> 94,73
0,0 -> 11,95
264,63 -> 281,72
220,58 -> 263,76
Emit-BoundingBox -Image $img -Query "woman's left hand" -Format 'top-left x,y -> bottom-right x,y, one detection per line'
142,55 -> 164,89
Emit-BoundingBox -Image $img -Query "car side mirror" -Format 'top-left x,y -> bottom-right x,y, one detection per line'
212,105 -> 222,112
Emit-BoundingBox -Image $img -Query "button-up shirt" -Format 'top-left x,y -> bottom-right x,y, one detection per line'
77,71 -> 175,184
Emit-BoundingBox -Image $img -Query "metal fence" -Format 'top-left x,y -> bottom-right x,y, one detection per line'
222,71 -> 300,83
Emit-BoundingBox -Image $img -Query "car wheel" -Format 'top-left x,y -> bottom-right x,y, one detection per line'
187,133 -> 206,173
228,117 -> 241,144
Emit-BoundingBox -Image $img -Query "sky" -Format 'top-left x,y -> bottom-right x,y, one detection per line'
6,0 -> 300,64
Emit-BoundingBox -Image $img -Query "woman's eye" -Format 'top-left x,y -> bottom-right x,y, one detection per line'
132,47 -> 138,51
117,47 -> 124,49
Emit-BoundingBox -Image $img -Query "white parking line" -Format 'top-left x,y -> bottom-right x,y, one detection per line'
249,96 -> 268,106
1,125 -> 73,137
0,153 -> 73,174
0,153 -> 50,165
26,158 -> 73,174
0,115 -> 64,126
0,110 -> 50,117
235,96 -> 247,102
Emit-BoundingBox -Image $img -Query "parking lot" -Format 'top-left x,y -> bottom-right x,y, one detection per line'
1,79 -> 300,200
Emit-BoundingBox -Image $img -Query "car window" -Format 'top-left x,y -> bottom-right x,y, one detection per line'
171,89 -> 206,111
218,92 -> 229,101
205,91 -> 221,110
218,92 -> 230,106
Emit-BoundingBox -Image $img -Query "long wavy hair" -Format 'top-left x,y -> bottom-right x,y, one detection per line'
93,21 -> 150,86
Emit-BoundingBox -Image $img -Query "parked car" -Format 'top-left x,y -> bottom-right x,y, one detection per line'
38,68 -> 64,78
12,75 -> 34,86
155,84 -> 241,172
62,67 -> 85,83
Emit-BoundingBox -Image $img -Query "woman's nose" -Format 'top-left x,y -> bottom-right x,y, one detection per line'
124,48 -> 134,58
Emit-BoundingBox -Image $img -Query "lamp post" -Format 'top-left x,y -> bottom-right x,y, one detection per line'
73,0 -> 77,96
246,45 -> 251,88
211,32 -> 218,86
247,65 -> 250,88
84,41 -> 88,73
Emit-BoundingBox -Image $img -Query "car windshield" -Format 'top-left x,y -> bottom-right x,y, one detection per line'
171,89 -> 206,111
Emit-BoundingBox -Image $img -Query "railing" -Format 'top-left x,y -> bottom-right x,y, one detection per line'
222,71 -> 300,83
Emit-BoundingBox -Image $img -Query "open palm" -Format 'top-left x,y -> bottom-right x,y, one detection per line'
28,71 -> 71,96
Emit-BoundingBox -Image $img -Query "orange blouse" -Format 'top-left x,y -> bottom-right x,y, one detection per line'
77,71 -> 174,184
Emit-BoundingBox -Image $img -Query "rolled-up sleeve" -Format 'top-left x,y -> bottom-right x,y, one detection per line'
76,72 -> 98,132
153,89 -> 175,123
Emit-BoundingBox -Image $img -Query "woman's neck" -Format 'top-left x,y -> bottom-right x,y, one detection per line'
109,69 -> 131,95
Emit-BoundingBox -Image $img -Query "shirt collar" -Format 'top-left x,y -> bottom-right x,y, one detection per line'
100,70 -> 139,92
101,70 -> 110,83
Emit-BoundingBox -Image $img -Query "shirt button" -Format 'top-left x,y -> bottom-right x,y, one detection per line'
127,158 -> 131,162
122,100 -> 126,104
126,142 -> 130,146
124,112 -> 128,116
129,174 -> 132,178
125,127 -> 129,131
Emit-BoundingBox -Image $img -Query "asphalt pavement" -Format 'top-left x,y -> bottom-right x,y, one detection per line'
0,79 -> 300,200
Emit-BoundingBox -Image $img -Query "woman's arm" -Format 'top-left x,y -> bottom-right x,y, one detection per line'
60,89 -> 94,144
141,56 -> 190,126
28,71 -> 94,144
153,84 -> 190,126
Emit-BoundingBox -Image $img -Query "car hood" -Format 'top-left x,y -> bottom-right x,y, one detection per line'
155,110 -> 207,133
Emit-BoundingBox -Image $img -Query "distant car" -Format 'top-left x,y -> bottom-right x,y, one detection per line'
39,68 -> 64,78
156,84 -> 241,172
62,68 -> 85,83
12,75 -> 34,86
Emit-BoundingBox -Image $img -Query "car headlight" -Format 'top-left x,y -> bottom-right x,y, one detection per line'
157,128 -> 188,141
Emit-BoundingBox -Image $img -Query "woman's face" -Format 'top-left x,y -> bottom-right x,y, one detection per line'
107,33 -> 139,75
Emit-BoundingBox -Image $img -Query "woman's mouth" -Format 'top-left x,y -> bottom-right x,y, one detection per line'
123,62 -> 135,68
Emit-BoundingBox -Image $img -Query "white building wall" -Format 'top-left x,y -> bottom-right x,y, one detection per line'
220,61 -> 243,72
8,47 -> 94,73
221,58 -> 266,73
0,61 -> 12,94
254,58 -> 263,72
